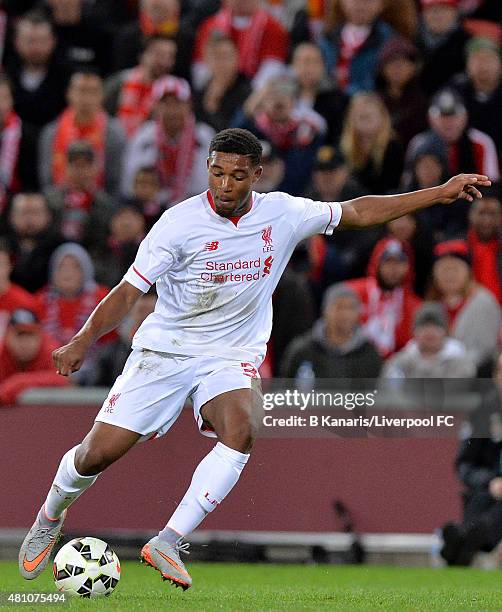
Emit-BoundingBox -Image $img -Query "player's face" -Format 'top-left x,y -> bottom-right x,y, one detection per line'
207,152 -> 262,217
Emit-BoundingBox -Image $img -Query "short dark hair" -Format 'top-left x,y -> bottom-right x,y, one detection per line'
16,9 -> 54,33
209,129 -> 262,167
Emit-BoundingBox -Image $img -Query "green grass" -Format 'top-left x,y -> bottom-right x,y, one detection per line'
2,561 -> 502,611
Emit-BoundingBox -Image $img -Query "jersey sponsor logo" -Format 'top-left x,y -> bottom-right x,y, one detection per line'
262,255 -> 274,277
241,362 -> 259,378
261,226 -> 274,252
204,241 -> 220,251
103,393 -> 121,414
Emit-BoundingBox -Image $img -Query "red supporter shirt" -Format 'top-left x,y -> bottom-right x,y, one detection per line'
193,9 -> 288,78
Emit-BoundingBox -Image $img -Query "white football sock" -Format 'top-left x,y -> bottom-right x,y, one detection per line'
160,442 -> 250,539
43,446 -> 100,520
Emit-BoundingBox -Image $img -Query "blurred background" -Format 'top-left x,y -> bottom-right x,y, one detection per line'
1,0 -> 502,569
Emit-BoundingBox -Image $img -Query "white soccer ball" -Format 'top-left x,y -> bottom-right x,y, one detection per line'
53,537 -> 121,598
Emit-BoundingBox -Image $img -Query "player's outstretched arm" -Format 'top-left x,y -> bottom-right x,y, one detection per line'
52,280 -> 144,376
339,174 -> 492,229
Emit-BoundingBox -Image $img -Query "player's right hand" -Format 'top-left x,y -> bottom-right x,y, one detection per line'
52,338 -> 89,376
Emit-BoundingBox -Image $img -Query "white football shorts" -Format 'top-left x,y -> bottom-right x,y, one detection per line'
95,348 -> 261,440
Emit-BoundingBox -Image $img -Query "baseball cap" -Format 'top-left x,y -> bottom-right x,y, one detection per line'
433,239 -> 471,264
414,303 -> 448,330
9,309 -> 40,333
151,76 -> 191,104
314,146 -> 346,171
429,89 -> 466,117
379,239 -> 408,263
67,140 -> 95,163
421,0 -> 458,8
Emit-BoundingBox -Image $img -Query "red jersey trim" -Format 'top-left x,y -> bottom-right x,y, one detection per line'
323,203 -> 333,234
133,266 -> 152,286
206,190 -> 253,227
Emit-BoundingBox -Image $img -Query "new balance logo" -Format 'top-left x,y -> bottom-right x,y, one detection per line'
261,226 -> 274,252
103,393 -> 121,413
204,241 -> 220,251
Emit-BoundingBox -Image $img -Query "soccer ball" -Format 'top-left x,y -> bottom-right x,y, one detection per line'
53,537 -> 121,598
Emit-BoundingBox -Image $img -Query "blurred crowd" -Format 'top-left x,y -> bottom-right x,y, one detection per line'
1,0 -> 502,404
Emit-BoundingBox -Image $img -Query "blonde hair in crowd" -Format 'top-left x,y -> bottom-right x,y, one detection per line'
340,92 -> 393,172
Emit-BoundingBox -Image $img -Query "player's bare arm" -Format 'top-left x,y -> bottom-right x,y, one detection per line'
52,280 -> 144,376
339,174 -> 492,229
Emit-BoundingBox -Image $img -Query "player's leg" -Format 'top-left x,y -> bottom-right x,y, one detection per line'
166,387 -> 261,536
19,423 -> 140,580
143,387 -> 262,589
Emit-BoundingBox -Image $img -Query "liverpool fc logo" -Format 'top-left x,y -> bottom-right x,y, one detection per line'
261,226 -> 274,252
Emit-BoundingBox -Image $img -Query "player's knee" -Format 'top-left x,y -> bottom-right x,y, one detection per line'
222,418 -> 259,453
74,445 -> 114,476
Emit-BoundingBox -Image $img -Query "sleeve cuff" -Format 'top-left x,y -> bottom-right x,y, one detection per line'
324,202 -> 342,236
123,265 -> 153,293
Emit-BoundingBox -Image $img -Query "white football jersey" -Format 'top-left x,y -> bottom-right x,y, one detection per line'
124,190 -> 342,364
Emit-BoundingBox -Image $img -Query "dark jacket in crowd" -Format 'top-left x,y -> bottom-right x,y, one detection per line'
279,320 -> 383,379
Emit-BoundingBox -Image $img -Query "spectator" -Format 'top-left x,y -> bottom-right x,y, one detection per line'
35,243 -> 111,384
125,166 -> 166,228
113,0 -> 194,82
192,33 -> 251,133
6,10 -> 70,130
122,76 -> 214,203
44,0 -> 112,75
429,239 -> 501,367
254,141 -> 285,193
94,289 -> 157,386
407,89 -> 500,184
305,145 -> 377,284
381,302 -> 476,378
385,214 -> 434,297
452,37 -> 502,159
43,140 -> 115,250
39,71 -> 126,196
289,41 -> 348,145
417,0 -> 470,95
467,187 -> 502,304
376,36 -> 428,147
340,91 -> 404,194
235,77 -> 326,195
441,354 -> 502,566
2,193 -> 62,294
318,0 -> 395,94
280,283 -> 382,378
92,203 -> 146,288
268,266 -> 316,374
0,308 -> 70,405
105,35 -> 178,138
193,0 -> 289,90
348,238 -> 421,358
401,134 -> 470,239
0,240 -> 37,336
0,75 -> 38,211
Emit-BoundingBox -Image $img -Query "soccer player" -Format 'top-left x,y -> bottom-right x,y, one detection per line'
18,128 -> 490,589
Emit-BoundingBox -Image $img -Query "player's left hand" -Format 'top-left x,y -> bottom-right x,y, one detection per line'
438,174 -> 491,205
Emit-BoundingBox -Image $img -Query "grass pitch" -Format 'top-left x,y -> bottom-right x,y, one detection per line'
1,560 -> 502,611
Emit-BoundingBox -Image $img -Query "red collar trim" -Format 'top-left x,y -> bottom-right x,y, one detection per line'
206,190 -> 253,227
